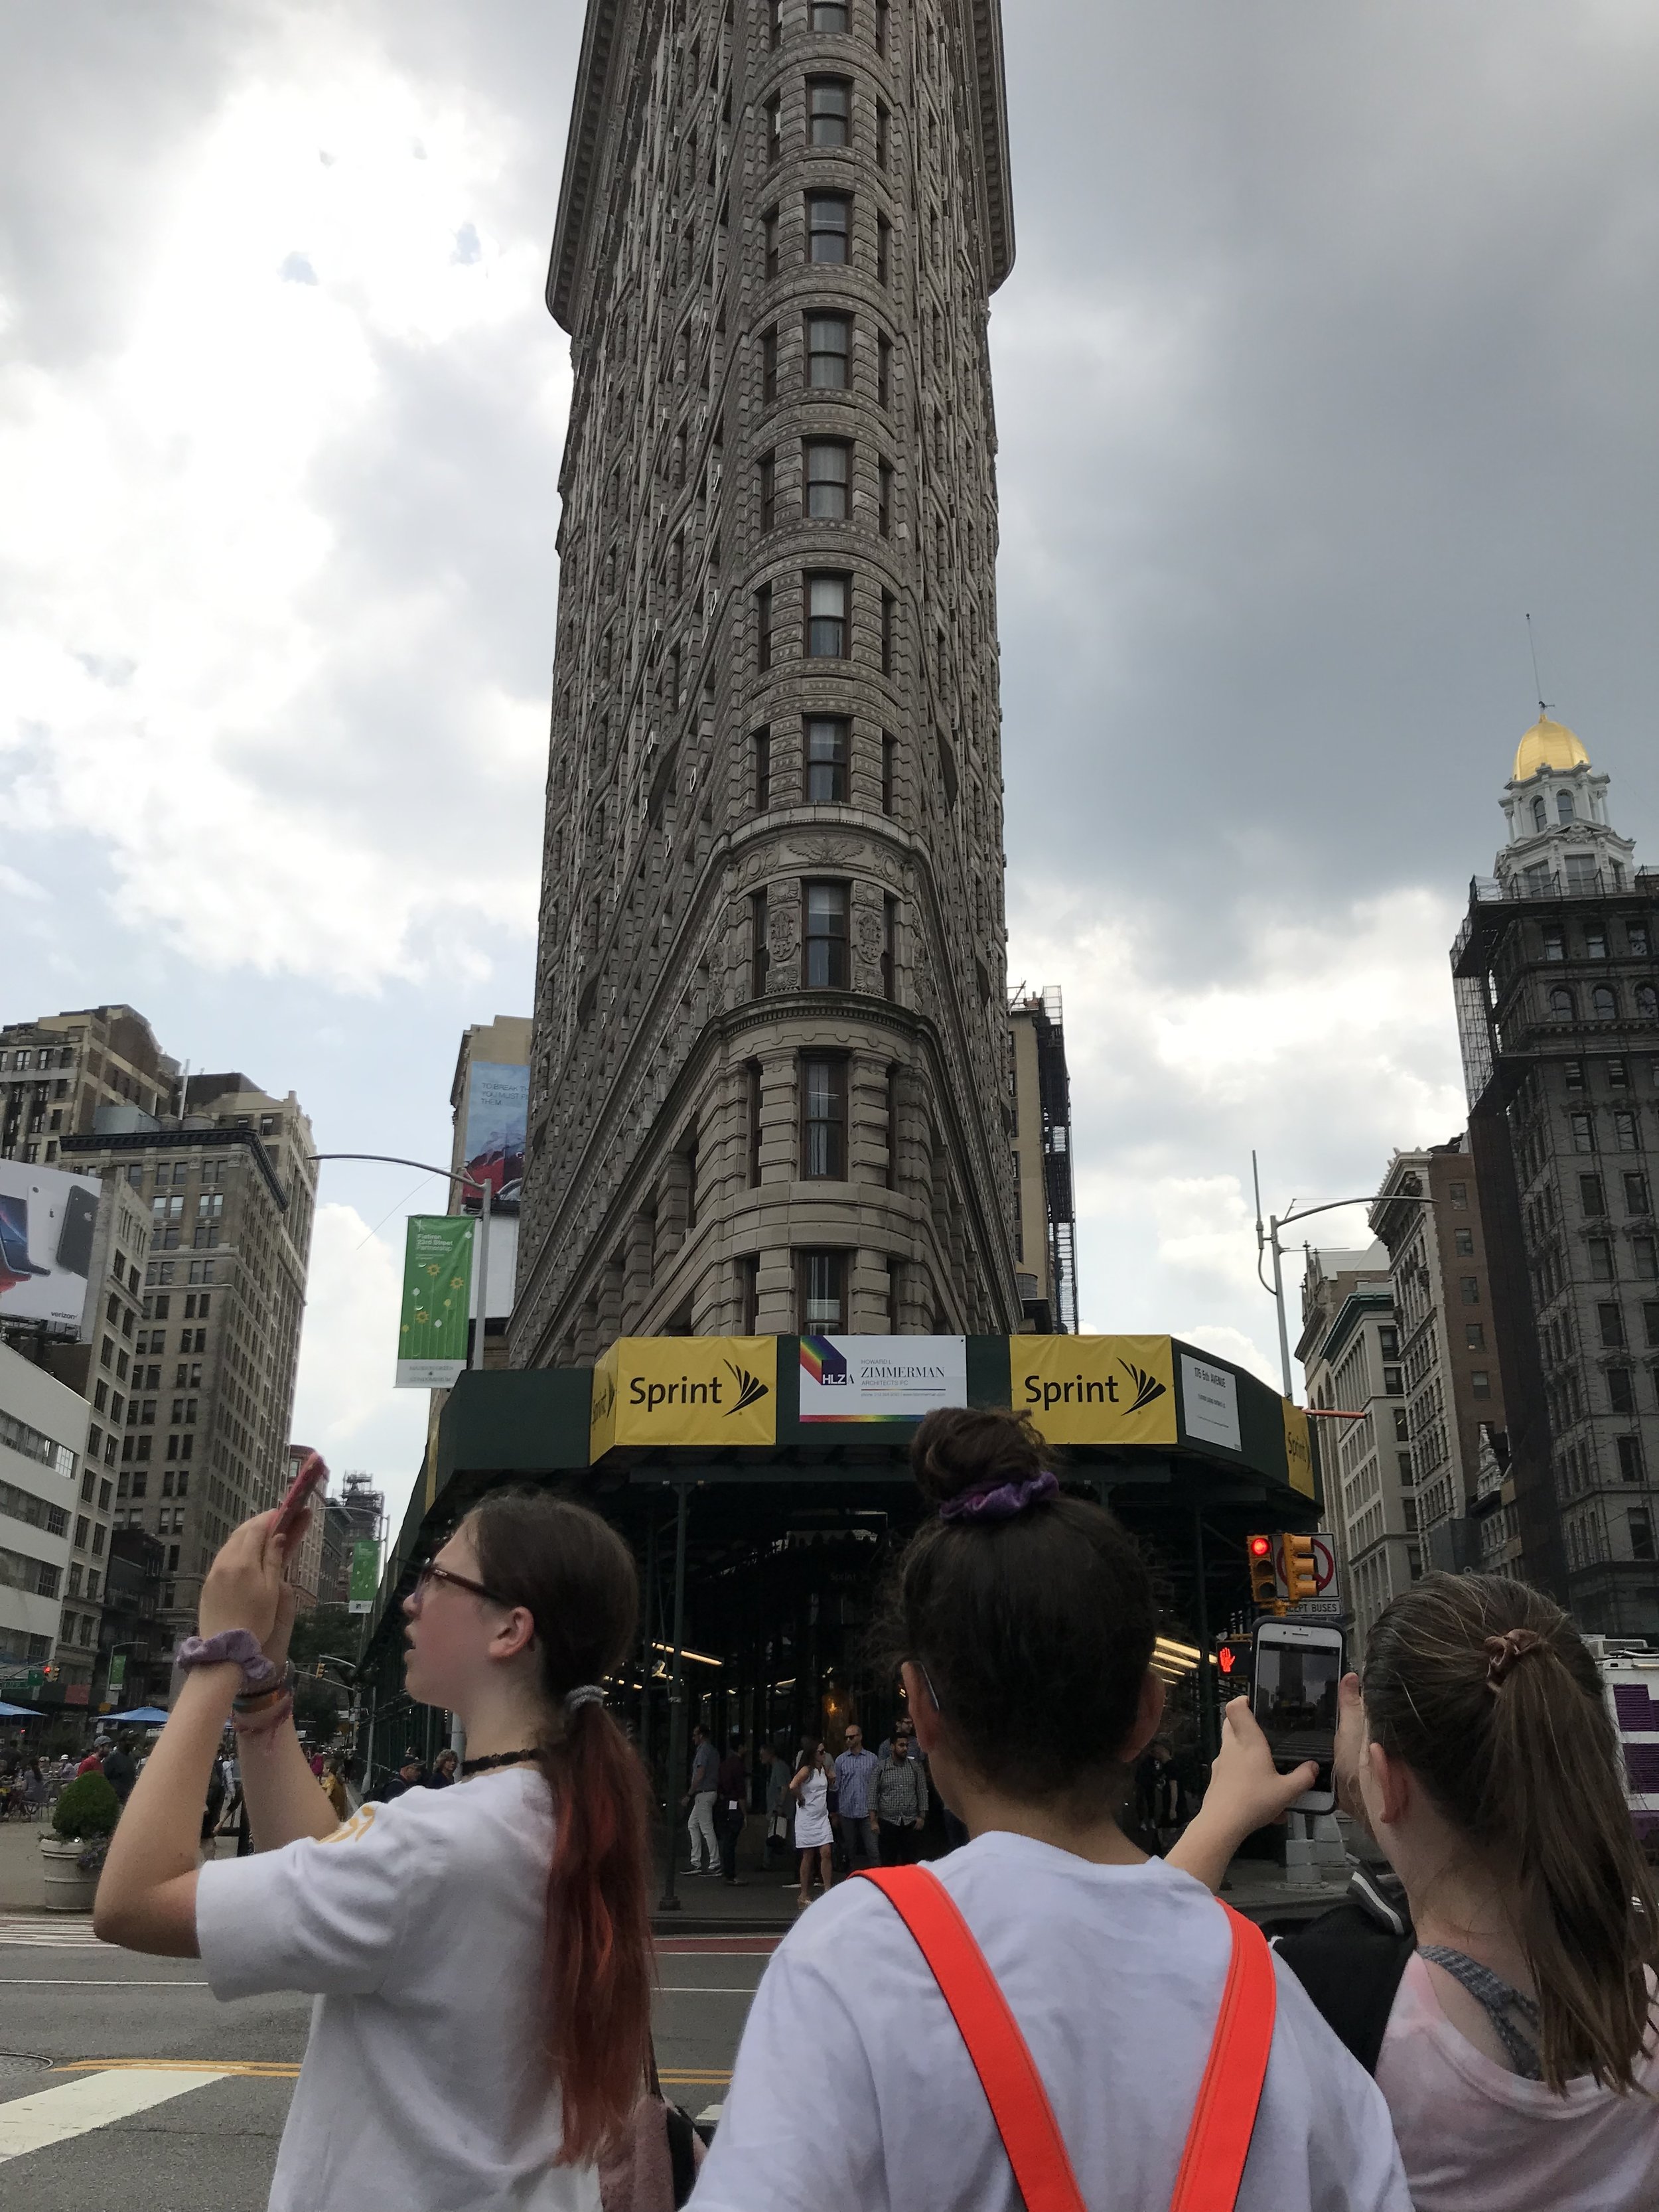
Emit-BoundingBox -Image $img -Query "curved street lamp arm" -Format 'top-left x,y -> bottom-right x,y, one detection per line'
1277,1192 -> 1435,1233
307,1151 -> 485,1198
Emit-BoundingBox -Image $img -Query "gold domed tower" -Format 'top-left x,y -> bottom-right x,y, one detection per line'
1495,710 -> 1634,895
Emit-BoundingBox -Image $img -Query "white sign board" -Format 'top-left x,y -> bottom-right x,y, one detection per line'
0,1159 -> 102,1334
1181,1353 -> 1241,1453
798,1335 -> 968,1424
1271,1532 -> 1341,1606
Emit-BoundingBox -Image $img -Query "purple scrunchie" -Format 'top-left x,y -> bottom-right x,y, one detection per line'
937,1470 -> 1059,1524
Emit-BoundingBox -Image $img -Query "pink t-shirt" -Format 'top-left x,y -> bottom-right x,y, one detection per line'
1374,1953 -> 1659,2212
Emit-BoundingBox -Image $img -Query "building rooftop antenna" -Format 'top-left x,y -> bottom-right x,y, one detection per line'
1524,612 -> 1552,720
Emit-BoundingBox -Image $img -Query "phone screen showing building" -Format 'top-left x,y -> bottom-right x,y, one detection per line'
1253,1645 -> 1340,1772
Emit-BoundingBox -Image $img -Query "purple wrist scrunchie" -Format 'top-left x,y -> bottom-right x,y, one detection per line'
937,1470 -> 1059,1524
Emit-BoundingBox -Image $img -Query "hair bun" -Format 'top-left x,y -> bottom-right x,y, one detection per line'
910,1407 -> 1046,1509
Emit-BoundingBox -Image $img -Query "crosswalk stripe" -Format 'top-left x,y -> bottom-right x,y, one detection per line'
0,1918 -> 108,1949
0,2070 -> 226,2161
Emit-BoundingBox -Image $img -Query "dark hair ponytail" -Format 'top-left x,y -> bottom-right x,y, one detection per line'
1363,1572 -> 1659,2092
878,1408 -> 1156,1815
470,1489 -> 653,2161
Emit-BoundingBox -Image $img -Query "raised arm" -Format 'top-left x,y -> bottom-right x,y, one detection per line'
235,1576 -> 346,1853
1166,1698 -> 1316,1893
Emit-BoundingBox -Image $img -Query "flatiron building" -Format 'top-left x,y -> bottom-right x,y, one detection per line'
515,0 -> 1021,1359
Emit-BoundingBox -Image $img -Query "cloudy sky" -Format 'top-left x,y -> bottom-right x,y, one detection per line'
4,1 -> 1656,1533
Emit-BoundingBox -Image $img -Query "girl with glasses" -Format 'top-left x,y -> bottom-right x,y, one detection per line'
96,1489 -> 652,2212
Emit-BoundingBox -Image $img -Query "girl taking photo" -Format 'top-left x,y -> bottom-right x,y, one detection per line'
96,1489 -> 653,2212
691,1409 -> 1410,2211
1175,1573 -> 1659,2211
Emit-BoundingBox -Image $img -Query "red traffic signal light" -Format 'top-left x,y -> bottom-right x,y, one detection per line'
1246,1534 -> 1279,1609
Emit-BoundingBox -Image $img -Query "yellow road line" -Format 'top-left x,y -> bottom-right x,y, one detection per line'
60,2059 -> 300,2077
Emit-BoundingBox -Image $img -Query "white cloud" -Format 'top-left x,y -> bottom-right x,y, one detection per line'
0,15 -> 565,990
291,1201 -> 429,1529
1008,875 -> 1469,1388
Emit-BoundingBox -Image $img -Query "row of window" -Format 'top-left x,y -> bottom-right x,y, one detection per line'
751,718 -> 897,810
759,313 -> 893,404
757,440 -> 893,535
755,571 -> 895,669
1542,918 -> 1649,960
734,1247 -> 897,1334
764,76 -> 891,167
1579,1170 -> 1652,1218
766,0 -> 890,48
0,1406 -> 76,1481
145,1259 -> 218,1289
1569,1108 -> 1648,1154
1549,983 -> 1658,1022
0,1543 -> 60,1600
0,1045 -> 74,1071
747,881 -> 897,995
0,1478 -> 69,1542
1561,1057 -> 1659,1095
761,191 -> 891,283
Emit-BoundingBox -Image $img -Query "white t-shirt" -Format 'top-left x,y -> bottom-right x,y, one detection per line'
1374,1953 -> 1659,2211
688,1832 -> 1409,2212
196,1766 -> 598,2212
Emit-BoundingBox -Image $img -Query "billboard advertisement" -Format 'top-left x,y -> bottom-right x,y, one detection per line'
1015,1335 -> 1179,1448
0,1159 -> 102,1335
395,1215 -> 475,1389
798,1335 -> 968,1424
589,1337 -> 778,1456
462,1062 -> 528,1215
348,1540 -> 382,1615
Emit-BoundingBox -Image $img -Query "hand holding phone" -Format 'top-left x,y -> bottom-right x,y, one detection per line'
1250,1619 -> 1344,1815
273,1449 -> 328,1546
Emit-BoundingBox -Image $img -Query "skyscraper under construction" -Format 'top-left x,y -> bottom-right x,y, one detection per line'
515,0 -> 1021,1363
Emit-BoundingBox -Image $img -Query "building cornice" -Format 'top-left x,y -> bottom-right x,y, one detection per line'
546,0 -> 1015,332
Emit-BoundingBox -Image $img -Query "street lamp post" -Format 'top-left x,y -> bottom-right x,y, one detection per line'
309,1153 -> 494,1371
1252,1152 -> 1436,1402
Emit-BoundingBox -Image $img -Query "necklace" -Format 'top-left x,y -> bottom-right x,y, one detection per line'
460,1747 -> 539,1777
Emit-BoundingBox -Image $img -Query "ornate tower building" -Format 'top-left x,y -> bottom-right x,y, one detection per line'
1453,713 -> 1659,1636
514,0 -> 1021,1363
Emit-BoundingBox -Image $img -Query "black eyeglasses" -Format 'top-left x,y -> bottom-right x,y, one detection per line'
409,1558 -> 510,1611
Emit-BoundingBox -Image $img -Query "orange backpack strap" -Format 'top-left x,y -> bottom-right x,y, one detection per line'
857,1866 -> 1087,2212
1168,1902 -> 1277,2212
859,1871 -> 1277,2212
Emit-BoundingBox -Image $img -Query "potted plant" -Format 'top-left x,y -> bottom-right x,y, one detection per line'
40,1773 -> 121,1912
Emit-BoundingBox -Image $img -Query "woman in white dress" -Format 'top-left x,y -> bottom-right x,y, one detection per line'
790,1741 -> 835,1908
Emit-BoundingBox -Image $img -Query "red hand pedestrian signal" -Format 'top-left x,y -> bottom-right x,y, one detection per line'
1218,1645 -> 1236,1678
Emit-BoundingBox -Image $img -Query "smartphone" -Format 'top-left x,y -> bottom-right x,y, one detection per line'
1250,1619 -> 1344,1814
0,1196 -> 49,1279
273,1449 -> 328,1543
56,1185 -> 98,1278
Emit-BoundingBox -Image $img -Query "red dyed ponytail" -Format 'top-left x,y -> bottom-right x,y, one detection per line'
470,1490 -> 654,2161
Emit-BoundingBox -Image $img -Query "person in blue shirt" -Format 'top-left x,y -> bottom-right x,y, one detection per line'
833,1724 -> 880,1871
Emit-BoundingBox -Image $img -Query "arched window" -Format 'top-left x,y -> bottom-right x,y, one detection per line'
1593,986 -> 1618,1021
1532,796 -> 1547,832
1636,984 -> 1658,1022
1557,789 -> 1575,823
1551,988 -> 1575,1020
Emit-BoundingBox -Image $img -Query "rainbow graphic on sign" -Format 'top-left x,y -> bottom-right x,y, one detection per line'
798,1336 -> 851,1389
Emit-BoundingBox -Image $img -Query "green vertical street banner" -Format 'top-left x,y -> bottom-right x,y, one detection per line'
395,1215 -> 475,1389
106,1655 -> 127,1693
348,1539 -> 382,1615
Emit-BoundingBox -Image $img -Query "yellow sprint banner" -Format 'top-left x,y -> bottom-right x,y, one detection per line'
1283,1399 -> 1315,1499
1013,1335 -> 1178,1447
590,1336 -> 778,1456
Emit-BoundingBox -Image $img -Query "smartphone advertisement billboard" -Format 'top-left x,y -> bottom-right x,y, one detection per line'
461,1063 -> 528,1215
0,1159 -> 102,1335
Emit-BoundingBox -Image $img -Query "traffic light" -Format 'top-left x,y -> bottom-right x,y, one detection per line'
1283,1533 -> 1320,1605
1216,1636 -> 1252,1691
1247,1534 -> 1278,1610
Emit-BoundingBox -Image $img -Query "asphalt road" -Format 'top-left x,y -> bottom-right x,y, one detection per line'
0,1921 -> 766,2209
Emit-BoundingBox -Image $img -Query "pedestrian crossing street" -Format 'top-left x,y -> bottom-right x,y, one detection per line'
0,1916 -> 109,1949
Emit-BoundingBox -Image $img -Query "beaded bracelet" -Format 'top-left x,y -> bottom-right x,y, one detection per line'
232,1662 -> 295,1714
